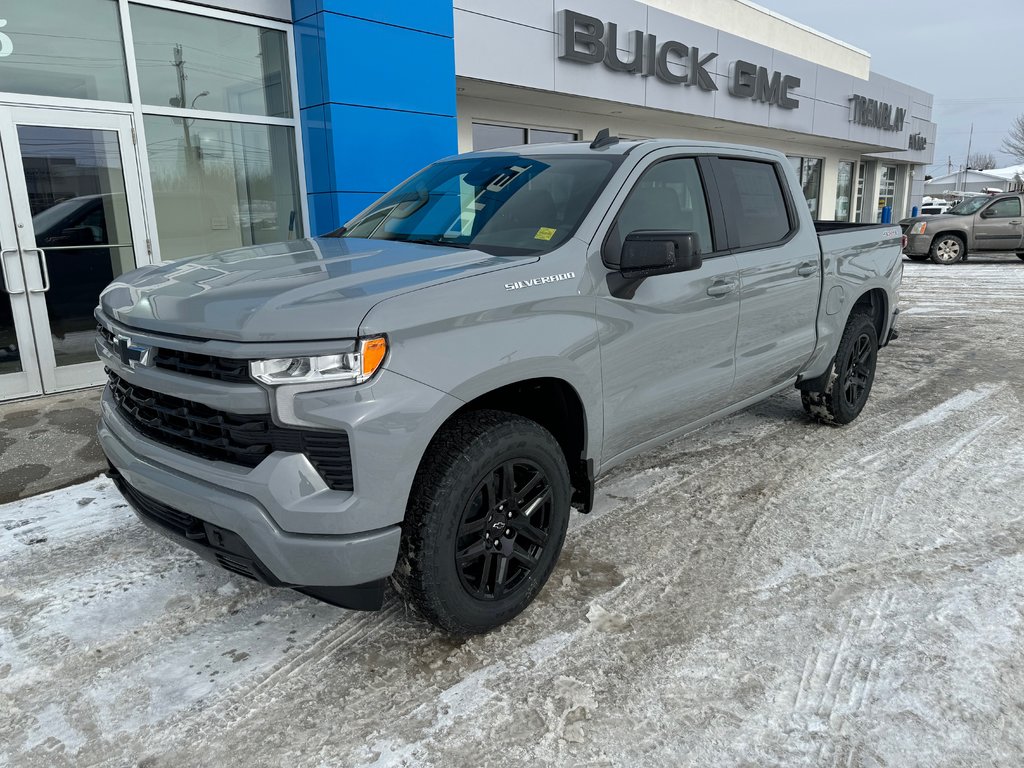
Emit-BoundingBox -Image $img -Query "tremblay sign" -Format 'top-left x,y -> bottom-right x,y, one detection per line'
558,10 -> 801,110
848,94 -> 906,132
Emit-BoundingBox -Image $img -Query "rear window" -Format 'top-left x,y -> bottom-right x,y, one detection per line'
713,158 -> 794,248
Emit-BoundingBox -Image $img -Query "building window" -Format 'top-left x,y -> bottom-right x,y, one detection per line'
835,161 -> 855,221
472,123 -> 579,151
855,164 -> 866,222
126,3 -> 304,259
0,0 -> 130,102
131,5 -> 292,118
877,164 -> 898,221
787,156 -> 823,218
143,117 -> 302,261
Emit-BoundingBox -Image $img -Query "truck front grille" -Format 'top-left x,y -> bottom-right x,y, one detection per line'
98,325 -> 251,383
107,371 -> 353,491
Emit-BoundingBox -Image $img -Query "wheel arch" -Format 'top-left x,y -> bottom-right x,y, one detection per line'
850,287 -> 888,342
423,376 -> 595,513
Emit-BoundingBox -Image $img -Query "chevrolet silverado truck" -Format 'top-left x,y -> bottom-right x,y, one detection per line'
97,135 -> 903,634
900,192 -> 1024,264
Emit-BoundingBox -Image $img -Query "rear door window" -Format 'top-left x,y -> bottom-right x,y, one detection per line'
712,158 -> 795,249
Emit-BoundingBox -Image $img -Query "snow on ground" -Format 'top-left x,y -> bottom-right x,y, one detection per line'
2,255 -> 1024,767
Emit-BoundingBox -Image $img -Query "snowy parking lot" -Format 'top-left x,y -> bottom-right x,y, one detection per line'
2,255 -> 1024,767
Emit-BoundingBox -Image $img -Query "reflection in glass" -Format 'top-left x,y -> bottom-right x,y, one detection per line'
0,0 -> 129,102
144,116 -> 303,260
835,161 -> 854,221
529,129 -> 578,144
17,126 -> 136,367
877,164 -> 898,222
472,124 -> 526,151
131,4 -> 292,118
0,263 -> 23,375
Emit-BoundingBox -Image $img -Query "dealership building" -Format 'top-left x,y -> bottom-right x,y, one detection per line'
0,0 -> 936,402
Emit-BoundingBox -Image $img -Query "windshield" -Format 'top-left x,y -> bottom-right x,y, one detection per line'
334,154 -> 622,255
948,198 -> 988,215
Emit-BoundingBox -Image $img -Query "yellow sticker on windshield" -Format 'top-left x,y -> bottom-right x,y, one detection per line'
534,227 -> 557,241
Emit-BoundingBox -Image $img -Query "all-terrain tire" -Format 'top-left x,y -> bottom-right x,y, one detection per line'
929,234 -> 965,265
391,409 -> 571,635
801,312 -> 878,426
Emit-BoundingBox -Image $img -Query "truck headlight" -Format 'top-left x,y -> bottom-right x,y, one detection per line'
250,337 -> 387,386
909,221 -> 927,235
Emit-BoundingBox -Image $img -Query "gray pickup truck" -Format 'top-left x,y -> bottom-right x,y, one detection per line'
97,136 -> 903,634
900,192 -> 1024,264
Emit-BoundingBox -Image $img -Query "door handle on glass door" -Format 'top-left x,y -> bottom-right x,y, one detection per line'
797,262 -> 818,277
0,249 -> 26,294
25,249 -> 50,293
706,280 -> 738,297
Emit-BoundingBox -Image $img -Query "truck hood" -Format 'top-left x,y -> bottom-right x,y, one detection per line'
99,237 -> 533,342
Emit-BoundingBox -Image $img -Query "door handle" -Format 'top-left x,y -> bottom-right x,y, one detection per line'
797,262 -> 819,277
706,280 -> 738,297
25,248 -> 50,293
0,248 -> 26,294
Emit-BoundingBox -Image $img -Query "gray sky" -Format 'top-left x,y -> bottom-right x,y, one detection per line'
761,0 -> 1024,175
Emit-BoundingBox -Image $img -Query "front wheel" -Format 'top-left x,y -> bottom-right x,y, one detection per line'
802,312 -> 878,426
392,410 -> 571,635
930,234 -> 965,264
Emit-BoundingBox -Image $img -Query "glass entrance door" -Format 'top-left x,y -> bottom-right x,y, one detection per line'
0,107 -> 149,399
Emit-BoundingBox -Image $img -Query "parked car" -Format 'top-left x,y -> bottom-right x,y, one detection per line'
900,193 -> 1024,264
96,136 -> 903,634
919,200 -> 954,215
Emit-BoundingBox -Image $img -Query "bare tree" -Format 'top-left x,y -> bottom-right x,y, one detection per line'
1003,114 -> 1024,162
967,152 -> 996,170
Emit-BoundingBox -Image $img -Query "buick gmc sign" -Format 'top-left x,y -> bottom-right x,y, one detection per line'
558,10 -> 802,110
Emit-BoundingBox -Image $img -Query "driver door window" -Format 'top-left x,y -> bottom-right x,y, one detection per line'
985,198 -> 1021,218
614,158 -> 714,256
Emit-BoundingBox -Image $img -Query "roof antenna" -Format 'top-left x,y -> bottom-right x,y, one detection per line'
590,128 -> 620,150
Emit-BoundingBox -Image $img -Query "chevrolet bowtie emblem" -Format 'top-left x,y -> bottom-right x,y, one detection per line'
113,334 -> 152,368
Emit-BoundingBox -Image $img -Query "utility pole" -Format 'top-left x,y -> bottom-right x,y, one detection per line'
947,156 -> 952,175
172,44 -> 195,170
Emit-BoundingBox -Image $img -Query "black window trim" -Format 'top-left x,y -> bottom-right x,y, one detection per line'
705,155 -> 801,254
601,153 -> 727,269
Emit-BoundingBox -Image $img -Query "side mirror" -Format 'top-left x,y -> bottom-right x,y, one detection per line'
979,208 -> 994,218
620,231 -> 702,276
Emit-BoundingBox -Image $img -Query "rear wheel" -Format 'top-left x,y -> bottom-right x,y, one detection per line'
929,234 -> 965,264
801,312 -> 878,426
392,410 -> 571,635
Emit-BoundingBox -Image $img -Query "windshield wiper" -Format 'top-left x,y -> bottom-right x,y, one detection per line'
402,238 -> 472,249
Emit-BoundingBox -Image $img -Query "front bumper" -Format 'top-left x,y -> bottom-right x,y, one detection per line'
100,407 -> 401,593
903,234 -> 932,256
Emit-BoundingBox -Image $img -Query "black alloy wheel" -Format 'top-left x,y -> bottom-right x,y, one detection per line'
392,410 -> 571,635
842,332 -> 875,411
801,312 -> 878,426
455,459 -> 553,601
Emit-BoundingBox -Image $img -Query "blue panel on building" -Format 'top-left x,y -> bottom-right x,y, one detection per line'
299,105 -> 334,195
292,0 -> 458,237
320,13 -> 456,116
319,0 -> 454,37
292,12 -> 326,108
326,104 -> 457,191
